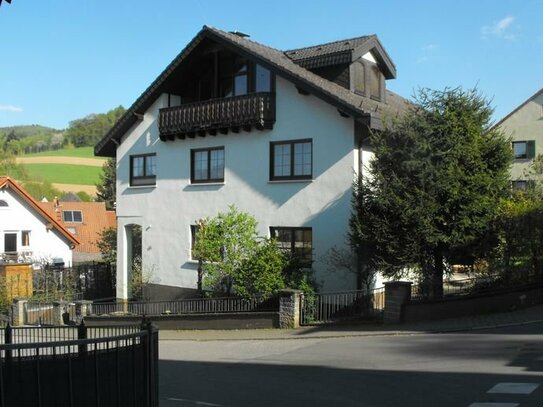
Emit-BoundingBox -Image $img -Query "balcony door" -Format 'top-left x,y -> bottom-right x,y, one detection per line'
4,233 -> 17,253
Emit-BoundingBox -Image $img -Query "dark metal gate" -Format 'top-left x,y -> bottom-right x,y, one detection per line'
300,288 -> 385,325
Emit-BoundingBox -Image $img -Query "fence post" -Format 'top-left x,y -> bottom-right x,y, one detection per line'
77,321 -> 87,356
52,301 -> 67,325
384,281 -> 412,324
144,321 -> 159,407
75,300 -> 93,323
11,298 -> 27,327
4,322 -> 12,363
278,289 -> 302,329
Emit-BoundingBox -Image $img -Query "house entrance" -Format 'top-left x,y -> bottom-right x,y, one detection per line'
4,233 -> 17,253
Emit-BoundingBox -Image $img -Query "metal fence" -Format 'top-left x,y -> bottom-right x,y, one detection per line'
92,295 -> 279,316
300,287 -> 385,325
0,323 -> 158,407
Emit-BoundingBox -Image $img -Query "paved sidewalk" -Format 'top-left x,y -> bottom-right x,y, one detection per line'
159,304 -> 543,341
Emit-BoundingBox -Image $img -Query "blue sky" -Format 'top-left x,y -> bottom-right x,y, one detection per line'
1,0 -> 542,130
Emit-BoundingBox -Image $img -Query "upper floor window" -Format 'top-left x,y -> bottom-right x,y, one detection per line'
512,141 -> 535,160
0,200 -> 7,207
255,64 -> 272,92
63,210 -> 83,223
21,231 -> 31,247
270,139 -> 312,181
352,61 -> 365,95
191,147 -> 225,183
130,153 -> 157,186
270,226 -> 312,266
220,56 -> 248,98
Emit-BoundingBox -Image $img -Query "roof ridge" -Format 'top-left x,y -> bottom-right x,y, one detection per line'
284,34 -> 375,53
205,26 -> 286,54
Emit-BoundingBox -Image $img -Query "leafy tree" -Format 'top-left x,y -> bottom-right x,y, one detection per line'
489,155 -> 543,280
96,158 -> 116,210
20,180 -> 62,202
0,151 -> 27,179
351,87 -> 511,298
97,227 -> 117,265
64,106 -> 125,147
193,206 -> 289,298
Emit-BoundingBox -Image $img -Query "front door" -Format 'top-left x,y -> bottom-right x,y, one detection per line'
4,233 -> 17,253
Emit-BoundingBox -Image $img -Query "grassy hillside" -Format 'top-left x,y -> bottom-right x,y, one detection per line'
22,164 -> 102,185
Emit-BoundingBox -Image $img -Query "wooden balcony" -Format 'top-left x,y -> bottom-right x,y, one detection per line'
159,92 -> 275,140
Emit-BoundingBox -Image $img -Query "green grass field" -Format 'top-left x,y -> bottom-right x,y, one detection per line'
22,164 -> 102,185
23,146 -> 103,159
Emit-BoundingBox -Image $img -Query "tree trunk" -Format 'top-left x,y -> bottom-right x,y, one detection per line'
432,248 -> 444,299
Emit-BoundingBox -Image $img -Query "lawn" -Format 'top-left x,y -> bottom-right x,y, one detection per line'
22,164 -> 102,185
23,146 -> 102,159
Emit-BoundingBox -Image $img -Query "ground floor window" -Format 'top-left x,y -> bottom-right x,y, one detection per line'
270,227 -> 312,266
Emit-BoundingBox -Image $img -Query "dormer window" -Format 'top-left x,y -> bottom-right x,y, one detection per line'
369,64 -> 381,100
352,62 -> 365,95
63,210 -> 83,223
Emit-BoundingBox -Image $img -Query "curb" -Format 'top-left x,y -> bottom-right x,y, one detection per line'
159,317 -> 543,342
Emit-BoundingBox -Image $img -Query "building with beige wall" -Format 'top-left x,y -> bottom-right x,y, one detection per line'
495,88 -> 543,189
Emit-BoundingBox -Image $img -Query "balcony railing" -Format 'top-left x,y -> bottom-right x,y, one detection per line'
159,92 -> 275,140
0,251 -> 33,264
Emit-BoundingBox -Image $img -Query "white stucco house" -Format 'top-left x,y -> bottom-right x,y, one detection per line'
494,88 -> 543,190
95,26 -> 408,300
0,177 -> 79,267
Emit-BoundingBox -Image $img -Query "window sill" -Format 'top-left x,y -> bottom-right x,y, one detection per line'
187,182 -> 225,187
268,179 -> 313,184
128,185 -> 157,189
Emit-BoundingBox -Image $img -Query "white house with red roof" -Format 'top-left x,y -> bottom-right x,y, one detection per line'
0,177 -> 79,267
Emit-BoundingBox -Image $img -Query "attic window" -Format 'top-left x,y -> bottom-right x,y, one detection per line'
369,65 -> 381,100
353,61 -> 365,95
63,210 -> 83,223
0,200 -> 7,207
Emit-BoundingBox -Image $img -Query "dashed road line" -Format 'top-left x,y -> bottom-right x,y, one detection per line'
487,382 -> 540,395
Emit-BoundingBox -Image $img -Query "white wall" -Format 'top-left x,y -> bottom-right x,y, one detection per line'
0,188 -> 73,266
116,76 -> 360,297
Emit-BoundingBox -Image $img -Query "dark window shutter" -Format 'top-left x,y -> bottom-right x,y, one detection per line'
527,140 -> 536,159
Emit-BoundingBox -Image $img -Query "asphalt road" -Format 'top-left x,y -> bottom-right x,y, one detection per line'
159,322 -> 543,407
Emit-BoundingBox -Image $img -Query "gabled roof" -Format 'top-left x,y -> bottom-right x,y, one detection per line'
38,201 -> 115,255
494,87 -> 543,129
285,34 -> 396,79
95,26 -> 408,157
0,177 -> 80,247
286,35 -> 373,61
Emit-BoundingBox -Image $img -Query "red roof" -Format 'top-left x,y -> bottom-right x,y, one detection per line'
0,177 -> 80,247
38,201 -> 116,254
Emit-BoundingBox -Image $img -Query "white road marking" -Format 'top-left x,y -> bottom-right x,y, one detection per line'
487,382 -> 540,394
165,397 -> 224,406
468,403 -> 519,407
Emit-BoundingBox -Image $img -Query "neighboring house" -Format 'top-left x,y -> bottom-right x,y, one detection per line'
38,200 -> 116,264
95,26 -> 408,300
0,177 -> 79,267
495,88 -> 543,190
